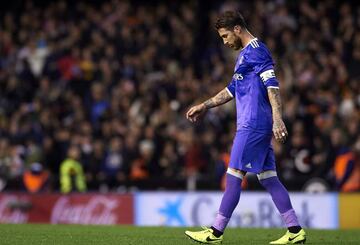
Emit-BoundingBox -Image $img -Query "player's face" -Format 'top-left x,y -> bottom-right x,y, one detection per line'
217,27 -> 242,50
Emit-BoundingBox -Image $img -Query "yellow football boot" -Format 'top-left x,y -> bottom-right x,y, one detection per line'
270,229 -> 306,244
185,226 -> 223,244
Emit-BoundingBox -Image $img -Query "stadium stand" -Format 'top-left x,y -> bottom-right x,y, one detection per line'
0,0 -> 359,192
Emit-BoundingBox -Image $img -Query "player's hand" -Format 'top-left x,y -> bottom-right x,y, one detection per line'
272,117 -> 288,143
186,103 -> 207,122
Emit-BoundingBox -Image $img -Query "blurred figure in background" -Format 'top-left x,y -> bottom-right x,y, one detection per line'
60,145 -> 86,194
130,140 -> 153,181
100,137 -> 128,190
333,136 -> 360,192
22,162 -> 50,193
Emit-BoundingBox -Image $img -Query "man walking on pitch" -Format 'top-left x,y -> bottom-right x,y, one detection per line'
185,11 -> 306,244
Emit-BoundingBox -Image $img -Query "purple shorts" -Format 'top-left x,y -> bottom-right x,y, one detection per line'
229,130 -> 276,174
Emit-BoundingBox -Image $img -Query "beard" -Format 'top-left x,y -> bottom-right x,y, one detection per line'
233,38 -> 242,50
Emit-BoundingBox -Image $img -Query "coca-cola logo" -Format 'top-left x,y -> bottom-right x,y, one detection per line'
51,196 -> 119,224
0,196 -> 29,223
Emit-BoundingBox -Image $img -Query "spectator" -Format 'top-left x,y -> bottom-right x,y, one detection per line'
22,162 -> 50,193
333,137 -> 360,192
100,137 -> 128,189
130,140 -> 154,181
60,145 -> 86,193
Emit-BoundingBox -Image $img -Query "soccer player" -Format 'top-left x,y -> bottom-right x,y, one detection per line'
184,11 -> 306,244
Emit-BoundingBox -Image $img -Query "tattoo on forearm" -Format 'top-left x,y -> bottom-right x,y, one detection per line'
267,88 -> 282,118
203,88 -> 233,109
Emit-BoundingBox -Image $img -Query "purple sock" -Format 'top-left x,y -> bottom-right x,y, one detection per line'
212,172 -> 242,232
281,209 -> 300,227
260,176 -> 300,227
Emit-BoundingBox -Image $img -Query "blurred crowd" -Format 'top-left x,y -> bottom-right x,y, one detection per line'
0,0 -> 359,193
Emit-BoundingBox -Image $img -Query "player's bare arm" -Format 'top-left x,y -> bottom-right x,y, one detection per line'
186,88 -> 233,123
267,87 -> 288,143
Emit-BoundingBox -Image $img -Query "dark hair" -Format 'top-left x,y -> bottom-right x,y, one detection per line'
214,11 -> 247,30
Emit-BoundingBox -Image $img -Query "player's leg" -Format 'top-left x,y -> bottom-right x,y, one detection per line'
185,131 -> 247,244
259,147 -> 306,244
185,168 -> 244,244
210,129 -> 267,237
211,168 -> 245,235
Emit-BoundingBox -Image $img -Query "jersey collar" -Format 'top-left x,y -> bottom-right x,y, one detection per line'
242,38 -> 258,50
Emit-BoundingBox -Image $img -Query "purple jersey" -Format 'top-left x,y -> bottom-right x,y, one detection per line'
226,38 -> 279,134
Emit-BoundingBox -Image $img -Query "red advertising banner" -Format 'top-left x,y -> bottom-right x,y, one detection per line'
0,193 -> 134,225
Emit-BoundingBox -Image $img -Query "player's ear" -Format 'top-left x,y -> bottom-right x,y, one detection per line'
233,25 -> 242,35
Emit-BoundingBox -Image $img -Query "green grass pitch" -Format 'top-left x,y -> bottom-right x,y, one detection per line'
0,224 -> 359,244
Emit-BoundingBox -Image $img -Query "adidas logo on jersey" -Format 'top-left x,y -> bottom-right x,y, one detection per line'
245,163 -> 252,168
249,39 -> 259,48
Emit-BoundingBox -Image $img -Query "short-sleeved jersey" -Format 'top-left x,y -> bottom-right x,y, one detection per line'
226,38 -> 279,134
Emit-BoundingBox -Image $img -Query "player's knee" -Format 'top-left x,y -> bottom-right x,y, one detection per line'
227,168 -> 245,179
257,170 -> 277,183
